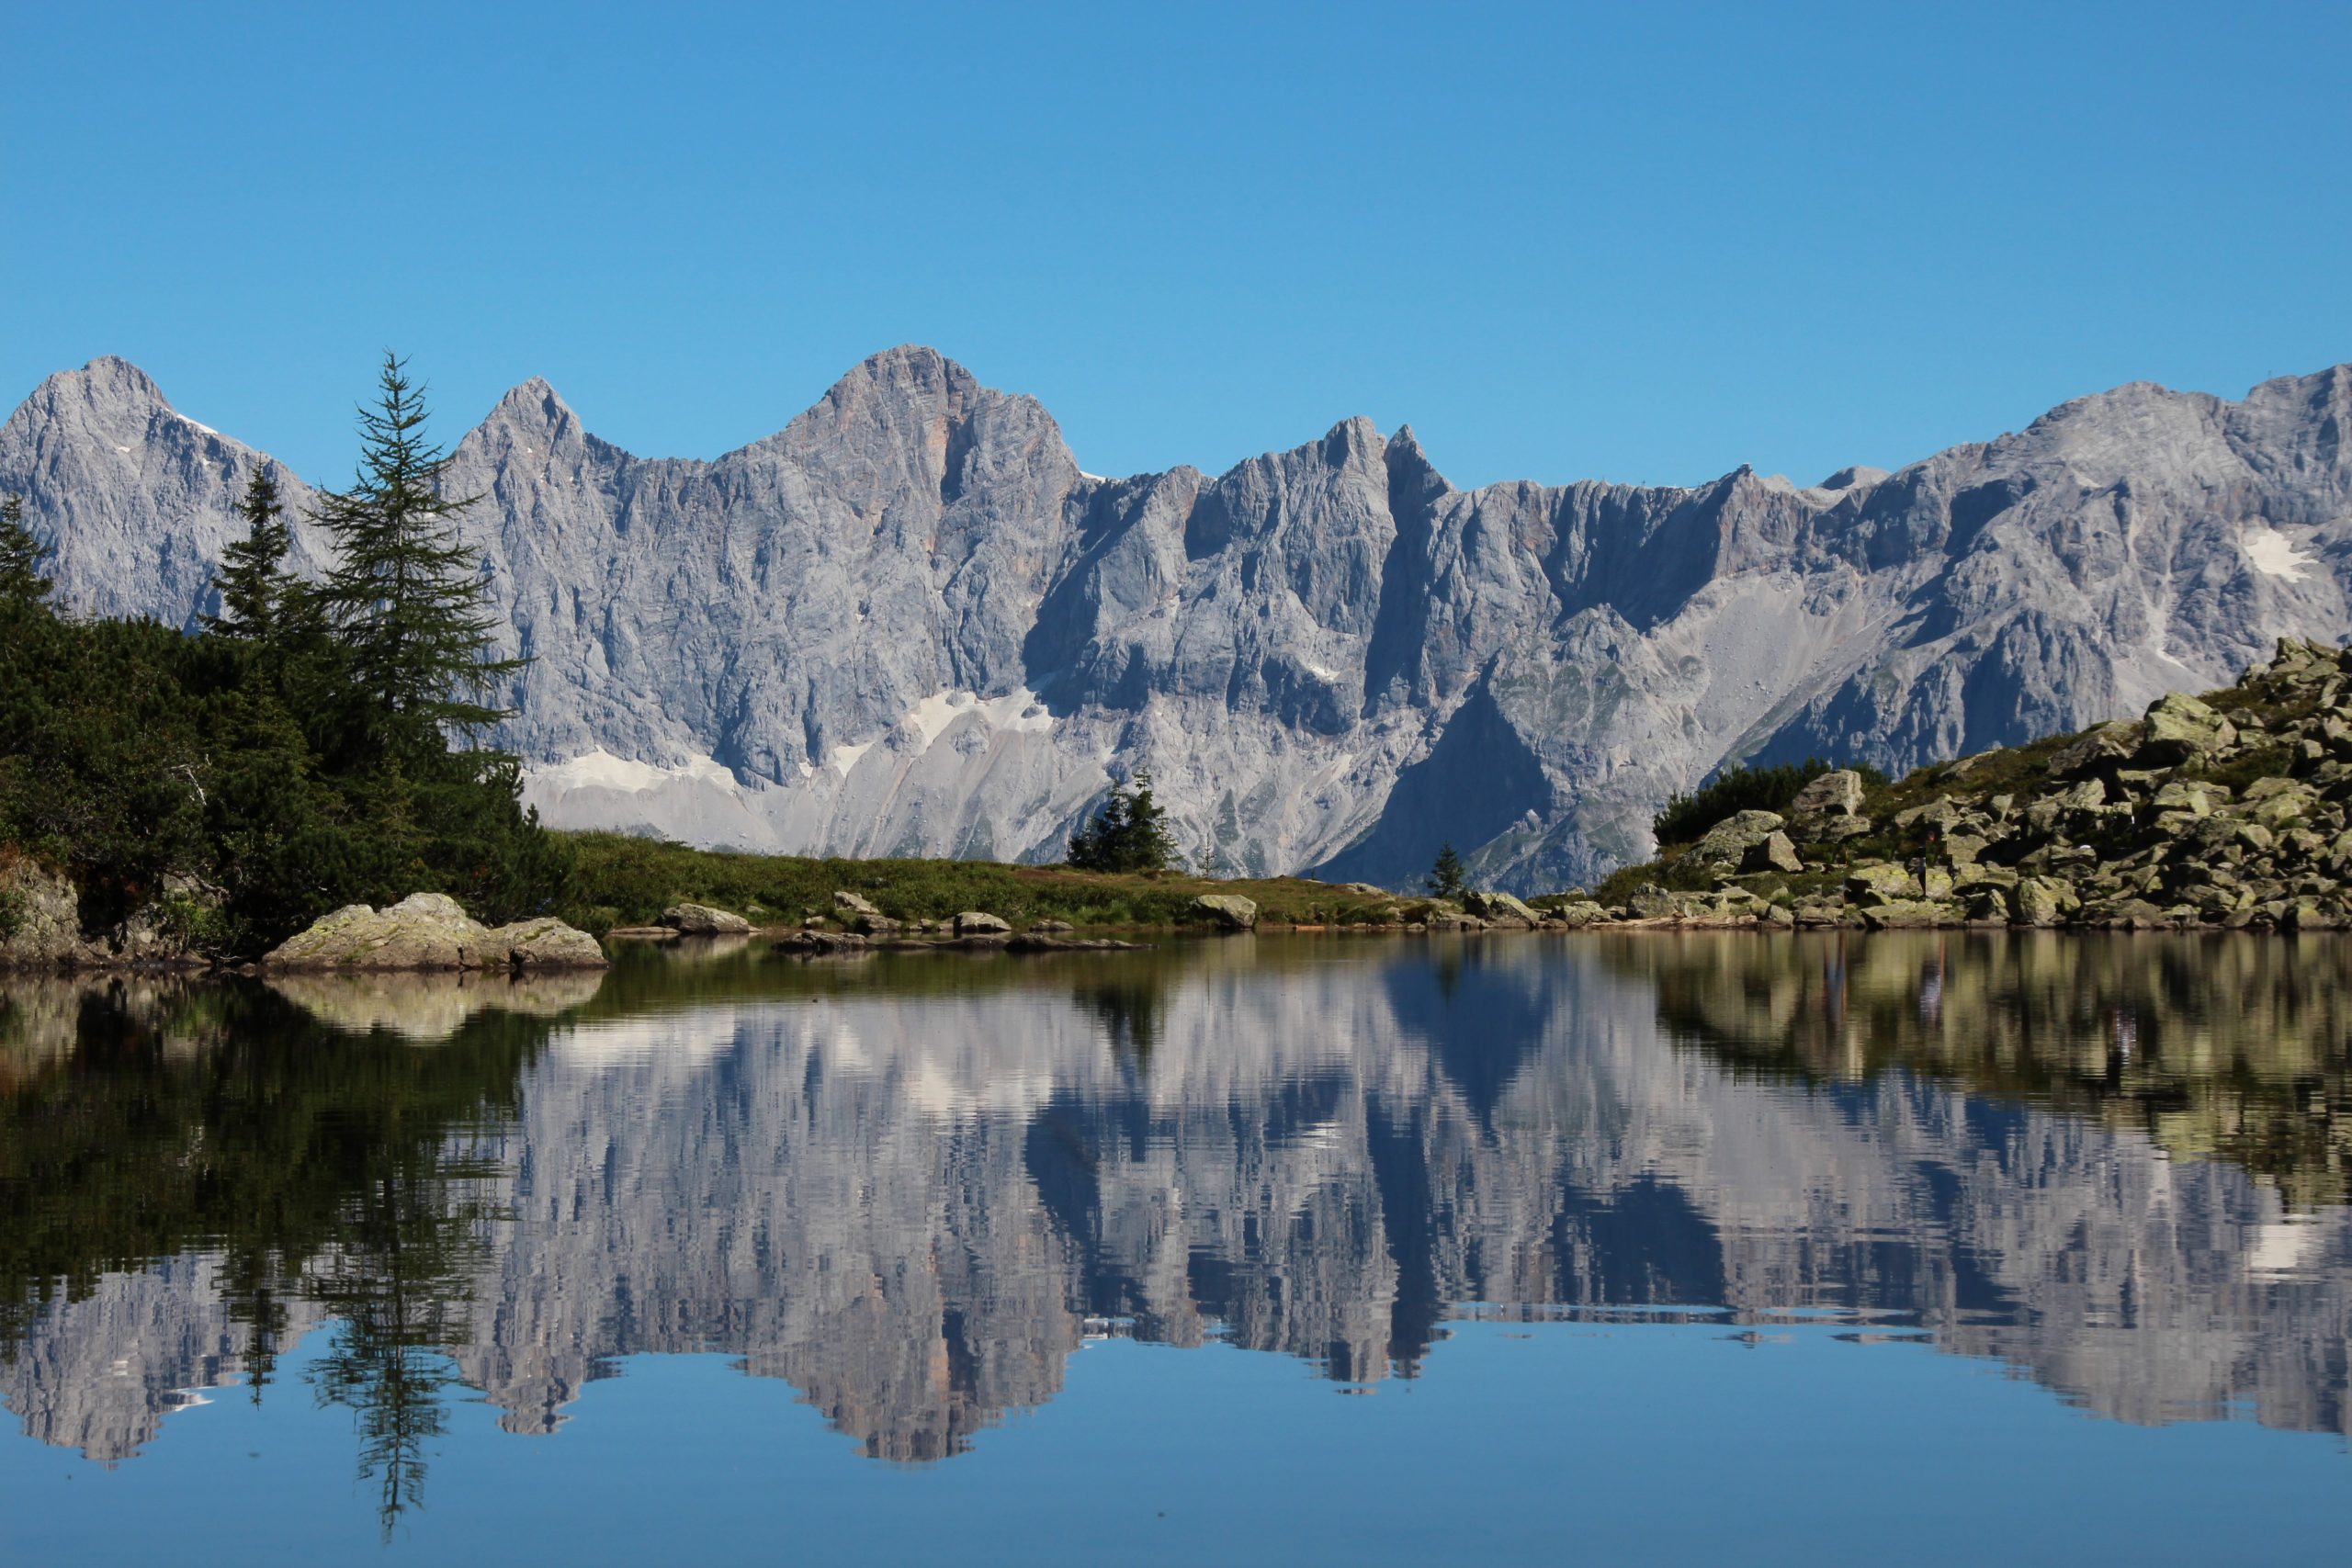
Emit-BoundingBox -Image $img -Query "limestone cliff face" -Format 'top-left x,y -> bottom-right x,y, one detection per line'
7,351 -> 2350,888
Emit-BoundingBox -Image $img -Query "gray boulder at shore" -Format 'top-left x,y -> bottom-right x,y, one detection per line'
264,894 -> 606,971
661,903 -> 753,936
11,349 -> 2352,892
1188,894 -> 1258,931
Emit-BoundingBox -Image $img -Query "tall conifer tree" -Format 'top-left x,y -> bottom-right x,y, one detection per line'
314,354 -> 519,746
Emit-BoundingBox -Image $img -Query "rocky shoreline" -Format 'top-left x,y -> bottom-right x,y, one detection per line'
1540,637 -> 2352,933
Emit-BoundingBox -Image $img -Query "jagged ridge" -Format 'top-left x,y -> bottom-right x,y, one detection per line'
6,349 -> 2351,892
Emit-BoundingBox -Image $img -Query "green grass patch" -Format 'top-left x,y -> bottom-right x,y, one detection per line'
554,831 -> 1407,934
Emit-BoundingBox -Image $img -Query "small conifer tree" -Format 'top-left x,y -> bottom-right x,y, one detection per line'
1068,770 -> 1181,873
0,494 -> 53,610
206,465 -> 301,643
1426,840 -> 1468,899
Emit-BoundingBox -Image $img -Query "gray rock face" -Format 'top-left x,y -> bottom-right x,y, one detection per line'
10,350 -> 2352,891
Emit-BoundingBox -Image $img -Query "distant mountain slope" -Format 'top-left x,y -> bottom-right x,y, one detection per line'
6,347 -> 2348,890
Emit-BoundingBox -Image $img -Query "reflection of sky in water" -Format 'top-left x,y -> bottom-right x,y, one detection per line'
6,932 -> 2352,1558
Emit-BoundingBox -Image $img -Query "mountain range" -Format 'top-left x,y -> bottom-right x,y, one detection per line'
5,348 -> 2348,889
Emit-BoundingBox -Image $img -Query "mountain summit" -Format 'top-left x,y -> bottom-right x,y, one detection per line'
6,351 -> 2349,890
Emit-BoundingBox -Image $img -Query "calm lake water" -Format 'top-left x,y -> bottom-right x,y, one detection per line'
6,931 -> 2352,1564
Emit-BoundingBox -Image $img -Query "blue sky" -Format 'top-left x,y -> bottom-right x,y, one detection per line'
6,1 -> 2348,491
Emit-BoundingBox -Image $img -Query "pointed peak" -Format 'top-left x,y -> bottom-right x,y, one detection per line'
1317,415 -> 1385,462
832,344 -> 979,402
33,355 -> 170,411
490,376 -> 576,426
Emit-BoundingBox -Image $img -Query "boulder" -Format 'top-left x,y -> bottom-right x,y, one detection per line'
2048,721 -> 2139,779
1860,899 -> 1962,930
2140,692 -> 2237,763
1545,900 -> 1610,928
494,918 -> 610,969
952,910 -> 1012,937
2012,876 -> 2075,927
98,872 -> 224,968
2152,780 -> 2227,817
1844,863 -> 1917,903
265,893 -> 602,972
831,891 -> 900,935
1187,894 -> 1258,931
0,855 -> 97,968
1033,919 -> 1075,933
832,890 -> 884,920
1626,886 -> 1679,920
1462,889 -> 1541,926
1788,769 -> 1866,822
1892,797 -> 1963,832
662,902 -> 753,935
1690,810 -> 1785,867
775,928 -> 872,953
1741,831 -> 1804,874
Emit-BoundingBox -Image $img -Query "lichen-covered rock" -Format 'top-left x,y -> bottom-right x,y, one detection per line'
1845,863 -> 1917,903
1186,894 -> 1258,931
2013,876 -> 2076,927
1690,811 -> 1785,867
2141,692 -> 2237,763
1861,899 -> 1964,930
831,891 -> 900,934
662,903 -> 753,935
266,894 -> 497,971
1788,769 -> 1866,824
2049,721 -> 2140,779
493,918 -> 609,969
1462,889 -> 1541,926
952,910 -> 1012,937
0,856 -> 97,969
1545,900 -> 1609,928
1742,831 -> 1804,874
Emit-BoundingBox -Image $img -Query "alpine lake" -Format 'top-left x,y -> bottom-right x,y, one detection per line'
6,930 -> 2352,1565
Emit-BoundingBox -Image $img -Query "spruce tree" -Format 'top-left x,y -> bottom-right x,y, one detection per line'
0,494 -> 53,610
205,465 -> 300,642
1068,770 -> 1180,873
1426,840 -> 1467,899
314,354 -> 519,746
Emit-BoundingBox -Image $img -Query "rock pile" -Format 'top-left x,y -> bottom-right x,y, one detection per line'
1583,637 -> 2352,931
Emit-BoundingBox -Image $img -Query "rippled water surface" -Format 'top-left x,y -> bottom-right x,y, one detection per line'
6,932 -> 2352,1564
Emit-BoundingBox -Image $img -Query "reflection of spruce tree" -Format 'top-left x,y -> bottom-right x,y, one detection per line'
1075,976 -> 1165,1061
218,1254 -> 290,1407
302,1140 -> 501,1539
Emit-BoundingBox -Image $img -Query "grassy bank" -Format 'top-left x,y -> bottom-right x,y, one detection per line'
554,831 -> 1410,934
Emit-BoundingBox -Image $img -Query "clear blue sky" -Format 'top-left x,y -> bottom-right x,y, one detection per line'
6,1 -> 2348,491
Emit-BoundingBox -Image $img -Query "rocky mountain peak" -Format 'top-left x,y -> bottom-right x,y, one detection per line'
6,355 -> 187,449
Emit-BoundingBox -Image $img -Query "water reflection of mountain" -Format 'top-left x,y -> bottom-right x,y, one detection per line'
6,935 -> 2352,1477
